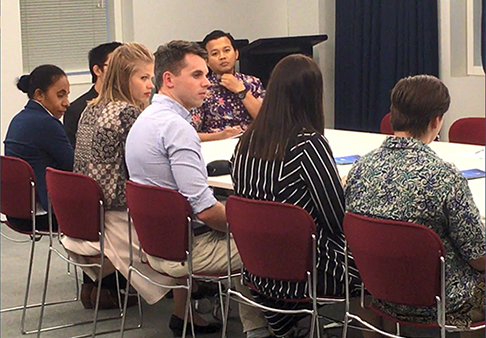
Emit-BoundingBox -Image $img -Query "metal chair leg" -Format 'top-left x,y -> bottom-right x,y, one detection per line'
90,277 -> 104,337
120,268 -> 144,338
217,281 -> 226,323
342,312 -> 350,338
309,312 -> 317,338
315,312 -> 321,338
36,243 -> 53,337
181,285 -> 190,338
221,288 -> 232,338
20,234 -> 37,333
120,268 -> 133,338
1,236 -> 79,317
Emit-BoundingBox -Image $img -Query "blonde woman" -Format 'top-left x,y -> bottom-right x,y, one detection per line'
62,42 -> 173,309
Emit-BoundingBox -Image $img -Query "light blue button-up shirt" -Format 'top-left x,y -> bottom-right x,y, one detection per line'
126,94 -> 217,216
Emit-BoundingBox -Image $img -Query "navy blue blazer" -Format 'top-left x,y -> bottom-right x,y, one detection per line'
4,100 -> 74,211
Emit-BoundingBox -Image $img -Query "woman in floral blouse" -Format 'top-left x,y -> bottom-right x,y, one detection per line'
345,75 -> 485,333
61,43 -> 175,309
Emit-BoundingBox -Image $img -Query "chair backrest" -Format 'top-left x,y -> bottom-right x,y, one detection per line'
380,113 -> 393,135
0,155 -> 35,219
226,196 -> 316,282
448,117 -> 485,145
45,167 -> 104,241
343,212 -> 445,307
125,180 -> 192,262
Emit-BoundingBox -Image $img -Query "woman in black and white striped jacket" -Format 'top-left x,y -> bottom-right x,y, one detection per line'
231,54 -> 362,338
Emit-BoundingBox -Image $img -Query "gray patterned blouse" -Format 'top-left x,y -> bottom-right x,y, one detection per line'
74,101 -> 141,209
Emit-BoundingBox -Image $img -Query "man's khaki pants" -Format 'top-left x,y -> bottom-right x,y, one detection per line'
147,231 -> 268,333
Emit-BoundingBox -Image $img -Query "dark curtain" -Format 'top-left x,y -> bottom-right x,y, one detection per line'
334,1 -> 439,132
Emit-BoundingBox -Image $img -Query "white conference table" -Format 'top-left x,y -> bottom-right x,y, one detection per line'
201,129 -> 485,219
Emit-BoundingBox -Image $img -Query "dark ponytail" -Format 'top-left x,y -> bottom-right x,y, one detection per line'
16,64 -> 66,99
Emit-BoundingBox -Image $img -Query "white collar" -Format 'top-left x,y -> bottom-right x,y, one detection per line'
33,100 -> 58,119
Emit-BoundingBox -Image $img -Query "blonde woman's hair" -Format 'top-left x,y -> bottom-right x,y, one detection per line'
90,42 -> 154,109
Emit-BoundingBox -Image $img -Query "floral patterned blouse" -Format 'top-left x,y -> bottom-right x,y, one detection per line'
190,72 -> 265,133
344,136 -> 485,316
74,101 -> 141,209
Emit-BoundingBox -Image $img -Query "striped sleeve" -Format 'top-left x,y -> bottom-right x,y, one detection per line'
299,133 -> 345,234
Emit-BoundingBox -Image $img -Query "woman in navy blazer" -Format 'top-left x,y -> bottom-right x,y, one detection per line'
4,64 -> 73,231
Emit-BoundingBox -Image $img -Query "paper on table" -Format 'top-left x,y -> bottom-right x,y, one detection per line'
454,148 -> 485,159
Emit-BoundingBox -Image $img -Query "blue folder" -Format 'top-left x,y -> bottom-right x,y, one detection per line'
334,155 -> 360,165
461,169 -> 486,180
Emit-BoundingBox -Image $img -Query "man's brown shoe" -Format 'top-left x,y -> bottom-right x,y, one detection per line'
81,283 -> 95,309
90,287 -> 138,310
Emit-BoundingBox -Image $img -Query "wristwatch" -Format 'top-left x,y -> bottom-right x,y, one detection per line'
237,87 -> 249,100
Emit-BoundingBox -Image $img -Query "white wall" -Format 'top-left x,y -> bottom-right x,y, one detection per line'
131,0 -> 319,51
1,1 -> 25,155
0,2 -> 92,155
1,0 -> 320,154
1,0 -> 484,152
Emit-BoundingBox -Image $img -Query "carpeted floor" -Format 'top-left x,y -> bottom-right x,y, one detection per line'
1,224 -> 451,338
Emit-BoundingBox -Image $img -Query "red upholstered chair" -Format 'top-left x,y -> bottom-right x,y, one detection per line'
122,180 -> 232,338
0,156 -> 78,334
380,113 -> 393,135
224,196 -> 345,338
448,117 -> 485,145
342,212 -> 485,338
37,168 -> 135,337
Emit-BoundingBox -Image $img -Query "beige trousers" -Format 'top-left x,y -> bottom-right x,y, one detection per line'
147,231 -> 268,333
61,210 -> 174,304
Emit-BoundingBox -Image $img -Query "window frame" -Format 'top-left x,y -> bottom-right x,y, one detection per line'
466,0 -> 485,76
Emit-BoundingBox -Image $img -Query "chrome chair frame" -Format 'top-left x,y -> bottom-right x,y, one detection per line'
120,209 -> 233,338
222,197 -> 346,338
36,169 -> 141,337
0,155 -> 79,335
341,214 -> 485,338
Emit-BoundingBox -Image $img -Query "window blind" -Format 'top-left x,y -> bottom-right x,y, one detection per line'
20,0 -> 108,73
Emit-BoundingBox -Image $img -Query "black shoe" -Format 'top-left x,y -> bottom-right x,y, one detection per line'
168,314 -> 222,337
192,281 -> 220,300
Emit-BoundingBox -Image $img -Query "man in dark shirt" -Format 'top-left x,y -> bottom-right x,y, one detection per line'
64,42 -> 122,147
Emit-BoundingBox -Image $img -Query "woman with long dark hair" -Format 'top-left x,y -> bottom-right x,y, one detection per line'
231,54 -> 362,337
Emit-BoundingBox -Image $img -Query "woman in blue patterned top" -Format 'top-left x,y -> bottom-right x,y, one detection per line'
345,75 -> 485,333
232,54 -> 364,338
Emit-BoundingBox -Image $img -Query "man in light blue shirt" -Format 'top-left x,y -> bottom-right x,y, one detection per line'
126,41 -> 269,338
